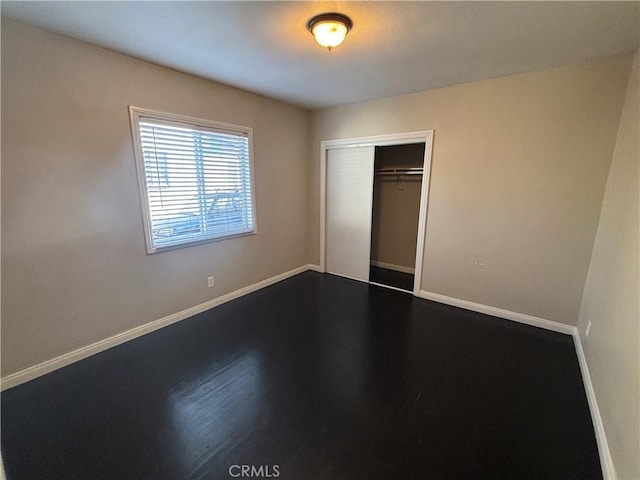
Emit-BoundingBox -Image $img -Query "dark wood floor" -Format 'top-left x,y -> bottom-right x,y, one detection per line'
1,272 -> 601,480
369,265 -> 414,291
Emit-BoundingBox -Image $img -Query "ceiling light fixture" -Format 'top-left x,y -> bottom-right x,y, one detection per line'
306,13 -> 353,51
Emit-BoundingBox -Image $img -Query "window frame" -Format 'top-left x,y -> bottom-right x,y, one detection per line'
128,106 -> 258,254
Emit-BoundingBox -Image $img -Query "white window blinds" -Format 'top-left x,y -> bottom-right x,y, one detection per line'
129,107 -> 256,253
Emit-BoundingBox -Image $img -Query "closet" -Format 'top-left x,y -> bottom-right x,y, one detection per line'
370,143 -> 425,292
323,132 -> 433,296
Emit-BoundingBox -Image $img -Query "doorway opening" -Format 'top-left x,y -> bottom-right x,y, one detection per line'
369,143 -> 425,292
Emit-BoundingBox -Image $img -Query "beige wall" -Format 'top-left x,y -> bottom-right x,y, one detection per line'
310,55 -> 632,325
577,51 -> 639,480
1,19 -> 310,376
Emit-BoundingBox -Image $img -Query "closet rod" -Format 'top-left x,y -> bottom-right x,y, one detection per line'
375,167 -> 423,176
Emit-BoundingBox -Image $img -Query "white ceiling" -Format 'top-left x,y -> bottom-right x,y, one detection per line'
2,1 -> 639,110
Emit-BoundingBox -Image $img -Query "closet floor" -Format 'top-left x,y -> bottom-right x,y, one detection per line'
370,265 -> 414,291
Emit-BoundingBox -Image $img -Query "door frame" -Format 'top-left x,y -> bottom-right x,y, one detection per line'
320,130 -> 435,296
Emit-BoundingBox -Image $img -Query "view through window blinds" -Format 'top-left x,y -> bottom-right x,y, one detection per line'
132,110 -> 255,252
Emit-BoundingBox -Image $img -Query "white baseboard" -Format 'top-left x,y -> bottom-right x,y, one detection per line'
370,260 -> 415,274
306,264 -> 322,272
418,290 -> 575,335
572,331 -> 616,480
1,264 -> 318,391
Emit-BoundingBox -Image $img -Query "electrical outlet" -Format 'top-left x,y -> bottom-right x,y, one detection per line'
207,275 -> 215,288
586,321 -> 592,338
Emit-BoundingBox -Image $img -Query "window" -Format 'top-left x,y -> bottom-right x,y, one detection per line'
129,107 -> 256,253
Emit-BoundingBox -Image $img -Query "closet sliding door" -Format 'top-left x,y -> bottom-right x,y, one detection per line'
325,146 -> 375,282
